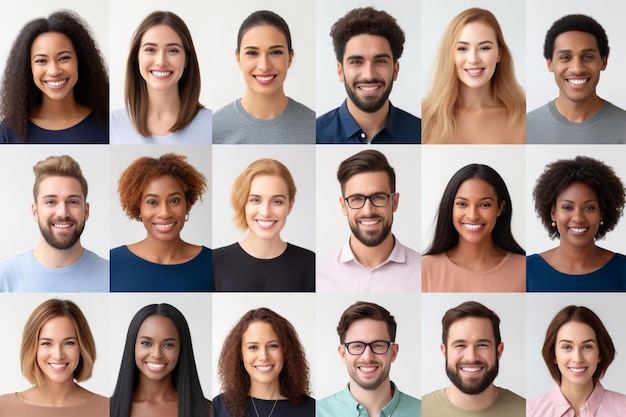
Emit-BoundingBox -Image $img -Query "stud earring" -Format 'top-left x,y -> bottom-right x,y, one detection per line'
551,220 -> 556,227
600,220 -> 604,225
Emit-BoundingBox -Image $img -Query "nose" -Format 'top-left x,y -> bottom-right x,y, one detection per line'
155,50 -> 168,67
572,347 -> 583,363
52,344 -> 65,360
258,53 -> 271,71
159,203 -> 172,218
150,344 -> 164,359
362,60 -> 376,81
570,56 -> 584,74
465,346 -> 479,362
259,201 -> 271,217
572,207 -> 585,222
56,202 -> 70,218
467,205 -> 479,221
258,346 -> 269,361
47,61 -> 61,76
468,48 -> 480,64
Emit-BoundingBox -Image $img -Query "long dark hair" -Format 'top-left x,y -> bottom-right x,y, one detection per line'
111,304 -> 210,417
425,164 -> 525,255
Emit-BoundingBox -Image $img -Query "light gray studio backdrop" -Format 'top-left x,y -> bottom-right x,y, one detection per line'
315,0 -> 421,118
212,145 -> 315,251
315,145 -> 421,258
210,293 -> 315,399
421,293 -> 526,398
0,145 -> 110,261
209,0 -> 316,112
0,1 -> 109,82
526,293 -> 626,400
526,0 -> 626,112
314,293 -> 420,399
108,0 -> 213,111
109,145 -> 212,250
525,145 -> 626,255
420,145 -> 526,254
421,0 -> 526,99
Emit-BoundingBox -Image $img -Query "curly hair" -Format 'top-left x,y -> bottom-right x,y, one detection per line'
543,14 -> 609,59
422,8 -> 525,143
0,9 -> 108,142
118,153 -> 207,220
125,11 -> 202,137
533,156 -> 625,240
217,308 -> 310,417
330,7 -> 405,63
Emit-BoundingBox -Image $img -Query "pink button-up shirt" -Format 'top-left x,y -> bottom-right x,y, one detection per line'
528,382 -> 626,416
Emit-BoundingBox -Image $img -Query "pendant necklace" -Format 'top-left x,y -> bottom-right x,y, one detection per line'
251,397 -> 278,417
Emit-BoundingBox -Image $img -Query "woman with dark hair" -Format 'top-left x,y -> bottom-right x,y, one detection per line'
0,299 -> 108,416
422,163 -> 525,292
110,11 -> 211,144
0,10 -> 108,143
213,307 -> 314,417
212,10 -> 314,144
528,305 -> 626,415
111,303 -> 212,417
527,156 -> 626,291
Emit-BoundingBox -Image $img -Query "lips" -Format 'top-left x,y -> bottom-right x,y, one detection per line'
48,363 -> 69,371
566,77 -> 589,87
153,222 -> 177,231
568,226 -> 589,236
145,362 -> 167,371
463,223 -> 484,231
255,219 -> 277,229
151,70 -> 173,79
254,74 -> 277,85
254,364 -> 275,373
357,84 -> 382,96
568,366 -> 588,375
465,68 -> 485,77
44,78 -> 69,88
51,222 -> 73,230
357,363 -> 380,375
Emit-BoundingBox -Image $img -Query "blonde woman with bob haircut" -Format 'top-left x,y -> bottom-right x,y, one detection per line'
422,8 -> 525,144
213,158 -> 314,291
0,299 -> 108,415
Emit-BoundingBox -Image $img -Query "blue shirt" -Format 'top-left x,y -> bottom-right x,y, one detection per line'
317,382 -> 421,417
316,100 -> 421,144
0,113 -> 108,144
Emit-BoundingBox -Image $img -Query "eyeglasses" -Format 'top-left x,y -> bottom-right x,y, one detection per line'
343,193 -> 395,209
343,340 -> 395,355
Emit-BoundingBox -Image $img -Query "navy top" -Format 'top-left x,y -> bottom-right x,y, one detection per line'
212,394 -> 315,417
110,245 -> 213,292
316,100 -> 421,144
526,253 -> 626,292
0,113 -> 108,144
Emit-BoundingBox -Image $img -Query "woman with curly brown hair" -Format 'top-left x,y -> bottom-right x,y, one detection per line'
527,156 -> 626,291
0,10 -> 108,143
213,307 -> 314,417
110,153 -> 212,291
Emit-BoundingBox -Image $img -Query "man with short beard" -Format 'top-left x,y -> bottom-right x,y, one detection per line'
317,301 -> 421,417
316,150 -> 420,292
0,155 -> 108,292
422,301 -> 525,416
316,7 -> 421,144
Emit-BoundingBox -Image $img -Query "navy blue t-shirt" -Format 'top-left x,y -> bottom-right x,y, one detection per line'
1,113 -> 108,143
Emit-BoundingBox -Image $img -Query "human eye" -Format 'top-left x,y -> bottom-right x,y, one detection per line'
140,340 -> 152,347
248,196 -> 260,204
44,199 -> 56,206
560,344 -> 572,351
371,341 -> 388,350
247,344 -> 259,351
583,54 -> 595,61
349,342 -> 365,351
371,194 -> 388,204
271,199 -> 285,206
64,340 -> 76,346
559,54 -> 570,62
584,204 -> 596,211
245,50 -> 258,56
145,199 -> 158,206
40,341 -> 51,347
455,201 -> 467,208
170,197 -> 181,205
479,201 -> 492,208
143,46 -> 156,54
67,199 -> 81,206
348,58 -> 362,66
167,47 -> 181,55
456,46 -> 467,52
164,342 -> 176,349
58,55 -> 72,63
560,204 -> 572,211
348,195 -> 365,205
268,342 -> 280,350
270,49 -> 284,56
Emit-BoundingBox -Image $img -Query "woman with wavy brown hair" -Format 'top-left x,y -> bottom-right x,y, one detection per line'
213,307 -> 314,417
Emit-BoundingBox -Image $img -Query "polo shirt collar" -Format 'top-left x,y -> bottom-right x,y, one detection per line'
340,381 -> 402,417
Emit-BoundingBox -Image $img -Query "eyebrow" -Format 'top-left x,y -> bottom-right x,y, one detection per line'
555,47 -> 599,54
456,40 -> 495,46
33,50 -> 74,58
454,196 -> 495,201
558,338 -> 596,344
40,194 -> 83,200
141,42 -> 183,48
243,45 -> 286,50
558,198 -> 598,204
138,335 -> 178,342
244,339 -> 279,344
346,53 -> 392,61
144,191 -> 183,198
450,338 -> 493,345
39,336 -> 77,342
248,193 -> 287,199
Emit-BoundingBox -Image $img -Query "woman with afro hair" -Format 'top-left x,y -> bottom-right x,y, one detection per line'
527,156 -> 626,291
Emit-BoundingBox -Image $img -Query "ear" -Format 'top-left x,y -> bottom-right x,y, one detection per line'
235,49 -> 242,69
84,202 -> 90,222
390,342 -> 399,363
339,195 -> 348,217
497,200 -> 505,217
288,50 -> 294,68
338,344 -> 348,364
31,203 -> 38,223
550,204 -> 556,222
392,61 -> 399,81
337,61 -> 344,82
496,342 -> 504,360
601,56 -> 608,71
547,58 -> 554,73
288,197 -> 295,215
440,342 -> 447,358
392,192 -> 400,213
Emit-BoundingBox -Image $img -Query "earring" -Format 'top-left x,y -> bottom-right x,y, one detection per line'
551,220 -> 556,227
185,213 -> 190,222
138,215 -> 142,220
600,220 -> 604,225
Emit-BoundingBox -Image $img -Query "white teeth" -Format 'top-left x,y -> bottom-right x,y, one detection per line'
461,366 -> 482,372
569,367 -> 587,374
152,71 -> 172,77
359,366 -> 377,372
569,227 -> 587,233
255,75 -> 275,82
466,69 -> 483,76
359,85 -> 379,92
46,79 -> 67,87
154,223 -> 175,229
49,363 -> 67,370
256,220 -> 276,228
52,223 -> 72,229
146,362 -> 166,370
360,220 -> 380,226
463,223 -> 483,231
568,78 -> 588,85
255,365 -> 273,372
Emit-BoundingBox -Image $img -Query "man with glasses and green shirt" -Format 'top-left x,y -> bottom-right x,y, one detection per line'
316,149 -> 420,292
317,301 -> 421,417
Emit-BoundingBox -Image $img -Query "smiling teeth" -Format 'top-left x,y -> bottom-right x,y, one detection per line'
359,86 -> 379,92
461,366 -> 482,372
255,75 -> 275,81
568,78 -> 588,85
154,223 -> 175,229
53,223 -> 72,228
464,224 -> 482,231
569,367 -> 586,374
46,79 -> 67,87
466,69 -> 483,76
257,220 -> 275,227
146,362 -> 166,370
49,363 -> 68,370
570,227 -> 587,233
152,71 -> 172,77
256,365 -> 273,372
359,366 -> 377,372
360,220 -> 380,226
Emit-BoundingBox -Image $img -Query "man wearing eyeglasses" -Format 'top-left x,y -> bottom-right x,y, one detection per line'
317,301 -> 421,417
317,149 -> 420,292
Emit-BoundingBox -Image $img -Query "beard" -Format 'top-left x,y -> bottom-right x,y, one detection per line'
38,217 -> 85,250
349,215 -> 393,247
344,77 -> 393,113
445,357 -> 499,395
348,360 -> 389,391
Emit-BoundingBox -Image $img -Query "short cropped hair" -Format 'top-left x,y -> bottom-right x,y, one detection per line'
337,150 -> 396,196
533,156 -> 625,240
541,305 -> 615,385
543,14 -> 609,59
336,301 -> 397,344
33,155 -> 88,201
21,299 -> 96,385
330,7 -> 405,63
118,153 -> 207,220
237,10 -> 292,52
230,159 -> 296,231
442,301 -> 501,347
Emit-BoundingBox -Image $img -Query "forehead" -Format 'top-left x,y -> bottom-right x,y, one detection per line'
553,31 -> 599,53
455,178 -> 497,198
141,24 -> 183,44
241,24 -> 288,46
344,34 -> 392,59
457,22 -> 497,42
343,171 -> 391,195
250,174 -> 289,195
345,318 -> 391,341
242,321 -> 279,341
556,181 -> 597,201
31,31 -> 74,54
39,315 -> 77,337
37,176 -> 84,199
556,320 -> 597,341
142,175 -> 185,195
447,317 -> 495,344
138,315 -> 178,338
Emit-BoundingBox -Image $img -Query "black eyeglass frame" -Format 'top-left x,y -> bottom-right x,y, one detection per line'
343,192 -> 396,209
342,340 -> 395,355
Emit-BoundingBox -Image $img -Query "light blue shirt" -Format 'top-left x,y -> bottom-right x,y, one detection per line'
0,249 -> 109,292
317,382 -> 421,417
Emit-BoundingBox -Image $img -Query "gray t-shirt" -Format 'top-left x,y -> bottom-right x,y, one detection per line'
213,98 -> 315,144
527,99 -> 626,144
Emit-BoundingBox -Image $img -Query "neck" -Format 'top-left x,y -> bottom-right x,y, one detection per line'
447,237 -> 505,270
554,95 -> 604,123
346,99 -> 389,141
147,89 -> 181,116
458,84 -> 498,109
134,373 -> 177,402
445,383 -> 499,411
241,90 -> 288,119
33,240 -> 84,268
555,241 -> 601,268
27,380 -> 83,407
33,94 -> 83,120
348,379 -> 393,417
349,233 -> 395,269
240,234 -> 286,259
249,381 -> 284,400
560,380 -> 595,412
135,236 -> 188,264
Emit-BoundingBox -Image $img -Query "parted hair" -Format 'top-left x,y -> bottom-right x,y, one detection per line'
118,153 -> 207,221
237,10 -> 292,52
543,14 -> 609,59
541,305 -> 615,385
337,149 -> 396,196
33,155 -> 88,201
125,11 -> 202,137
217,308 -> 310,417
533,156 -> 625,240
0,9 -> 109,142
330,7 -> 405,63
422,8 -> 525,143
21,299 -> 96,385
442,301 -> 502,347
336,301 -> 397,344
230,158 -> 296,231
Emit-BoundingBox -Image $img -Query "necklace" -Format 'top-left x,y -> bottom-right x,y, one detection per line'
251,397 -> 278,417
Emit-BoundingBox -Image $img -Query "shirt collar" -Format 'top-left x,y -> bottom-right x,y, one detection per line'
338,100 -> 397,141
340,381 -> 402,417
339,236 -> 406,267
549,382 -> 606,415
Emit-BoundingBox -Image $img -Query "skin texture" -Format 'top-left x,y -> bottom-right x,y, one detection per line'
139,175 -> 189,244
452,178 -> 503,247
30,32 -> 79,105
138,24 -> 186,94
241,321 -> 285,398
134,315 -> 180,383
551,182 -> 602,251
36,316 -> 80,385
454,22 -> 500,91
554,321 -> 600,392
244,175 -> 293,244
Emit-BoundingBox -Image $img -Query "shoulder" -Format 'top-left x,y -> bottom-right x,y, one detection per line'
316,107 -> 341,127
0,122 -> 19,143
213,100 -> 240,119
496,387 -> 526,408
285,243 -> 315,258
286,98 -> 315,117
527,390 -> 552,415
601,387 -> 626,406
